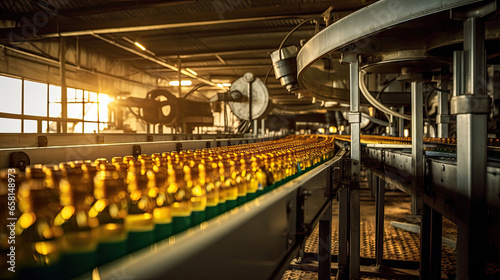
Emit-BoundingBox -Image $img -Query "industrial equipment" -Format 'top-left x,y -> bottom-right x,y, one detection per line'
111,89 -> 213,132
228,72 -> 271,121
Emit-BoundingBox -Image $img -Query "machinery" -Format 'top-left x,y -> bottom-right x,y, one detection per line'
111,89 -> 213,133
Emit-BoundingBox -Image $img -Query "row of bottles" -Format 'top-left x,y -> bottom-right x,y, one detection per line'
338,135 -> 500,148
0,135 -> 335,279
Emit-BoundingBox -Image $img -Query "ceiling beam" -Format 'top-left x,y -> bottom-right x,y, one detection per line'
64,0 -> 196,17
2,4 -> 329,39
134,25 -> 316,43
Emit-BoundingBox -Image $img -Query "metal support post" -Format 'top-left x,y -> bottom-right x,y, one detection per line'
420,204 -> 443,280
261,118 -> 265,136
375,177 -> 385,269
430,209 -> 443,280
420,204 -> 431,280
367,170 -> 376,199
337,186 -> 349,280
398,107 -> 405,137
411,81 -> 423,215
437,80 -> 449,138
319,202 -> 332,280
60,37 -> 67,133
177,56 -> 182,97
347,54 -> 361,280
452,16 -> 490,279
253,119 -> 258,137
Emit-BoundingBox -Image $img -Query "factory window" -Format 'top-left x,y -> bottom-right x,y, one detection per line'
0,74 -> 113,133
0,75 -> 22,132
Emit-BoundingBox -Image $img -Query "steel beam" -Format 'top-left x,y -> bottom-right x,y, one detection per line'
60,37 -> 67,133
348,55 -> 361,279
318,202 -> 332,280
420,203 -> 443,280
375,177 -> 385,268
453,15 -> 489,280
411,81 -> 423,215
430,209 -> 443,280
92,34 -> 221,87
337,186 -> 349,280
420,204 -> 431,280
4,8 -> 327,39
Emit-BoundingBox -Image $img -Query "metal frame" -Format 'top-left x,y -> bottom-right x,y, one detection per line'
0,136 -> 275,169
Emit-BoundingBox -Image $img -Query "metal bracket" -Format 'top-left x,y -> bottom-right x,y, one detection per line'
9,152 -> 30,171
450,95 -> 491,114
450,0 -> 497,20
339,53 -> 359,65
37,136 -> 48,147
348,112 -> 361,124
342,158 -> 351,181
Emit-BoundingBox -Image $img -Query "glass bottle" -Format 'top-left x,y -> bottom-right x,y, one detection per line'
200,162 -> 220,220
240,159 -> 258,200
90,163 -> 129,265
167,164 -> 193,235
147,163 -> 174,241
16,165 -> 63,280
221,161 -> 238,210
251,156 -> 268,196
55,164 -> 98,279
187,165 -> 207,226
125,161 -> 155,252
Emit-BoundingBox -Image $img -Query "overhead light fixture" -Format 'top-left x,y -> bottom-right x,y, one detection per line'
216,83 -> 231,88
329,126 -> 337,134
186,68 -> 198,76
340,125 -> 345,132
134,41 -> 146,51
404,129 -> 409,137
169,80 -> 192,86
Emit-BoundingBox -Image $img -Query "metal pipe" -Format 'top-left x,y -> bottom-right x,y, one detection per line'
359,71 -> 411,120
92,34 -> 221,88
